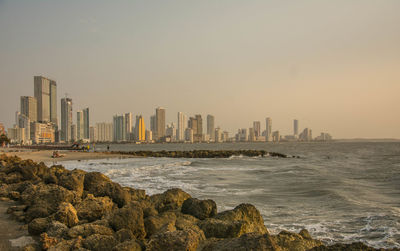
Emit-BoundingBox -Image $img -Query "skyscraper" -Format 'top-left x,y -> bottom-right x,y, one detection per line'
265,117 -> 272,142
61,98 -> 72,142
135,115 -> 146,142
113,115 -> 126,142
253,121 -> 261,137
83,108 -> 90,139
49,80 -> 57,125
177,112 -> 187,142
207,115 -> 215,141
125,113 -> 132,141
34,76 -> 50,122
294,119 -> 299,136
96,123 -> 113,142
155,107 -> 166,140
150,115 -> 156,133
77,110 -> 84,140
20,96 -> 37,122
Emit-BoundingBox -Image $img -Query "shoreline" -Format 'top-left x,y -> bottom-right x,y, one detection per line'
0,154 -> 395,250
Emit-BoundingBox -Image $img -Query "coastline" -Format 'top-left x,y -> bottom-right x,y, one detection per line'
0,154 -> 395,250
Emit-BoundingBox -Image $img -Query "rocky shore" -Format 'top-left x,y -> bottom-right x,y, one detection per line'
0,154 -> 395,251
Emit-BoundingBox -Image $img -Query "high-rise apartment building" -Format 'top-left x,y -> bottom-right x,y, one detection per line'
34,76 -> 57,124
16,113 -> 30,144
96,123 -> 113,142
188,115 -> 203,142
253,121 -> 261,137
125,113 -> 132,141
207,115 -> 215,141
71,124 -> 77,142
113,115 -> 126,142
135,115 -> 146,142
265,117 -> 272,142
89,126 -> 97,143
83,108 -> 90,139
177,112 -> 187,142
49,80 -> 57,125
20,96 -> 37,122
294,119 -> 299,136
61,98 -> 72,142
77,111 -> 84,140
155,107 -> 166,140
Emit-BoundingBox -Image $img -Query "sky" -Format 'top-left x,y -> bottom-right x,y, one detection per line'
0,0 -> 399,139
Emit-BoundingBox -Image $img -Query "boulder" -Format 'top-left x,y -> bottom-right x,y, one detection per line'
200,233 -> 279,251
272,230 -> 323,251
198,218 -> 253,238
146,229 -> 205,251
75,194 -> 115,222
68,223 -> 114,238
144,211 -> 177,238
115,228 -> 134,243
308,242 -> 380,251
84,172 -> 130,207
215,203 -> 268,234
40,233 -> 58,250
124,187 -> 147,201
150,188 -> 191,213
82,234 -> 118,251
112,240 -> 142,251
46,221 -> 69,238
181,198 -> 217,220
53,202 -> 79,228
58,169 -> 86,197
109,203 -> 146,240
28,217 -> 50,235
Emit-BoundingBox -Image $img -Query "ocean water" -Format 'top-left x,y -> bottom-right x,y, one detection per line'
60,141 -> 400,249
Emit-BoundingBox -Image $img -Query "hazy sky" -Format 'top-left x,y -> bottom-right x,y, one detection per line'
1,1 -> 399,138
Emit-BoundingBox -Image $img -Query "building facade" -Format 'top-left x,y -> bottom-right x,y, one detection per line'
155,107 -> 166,140
20,96 -> 37,122
113,115 -> 126,142
135,115 -> 146,142
61,98 -> 72,142
207,115 -> 215,141
96,123 -> 113,142
83,108 -> 90,139
265,117 -> 272,142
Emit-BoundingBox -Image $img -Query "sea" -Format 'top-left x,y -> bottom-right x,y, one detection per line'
60,141 -> 400,249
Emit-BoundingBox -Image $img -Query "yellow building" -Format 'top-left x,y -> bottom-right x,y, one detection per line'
135,115 -> 146,142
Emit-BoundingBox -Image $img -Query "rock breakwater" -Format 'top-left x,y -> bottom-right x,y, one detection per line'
0,154 -> 395,251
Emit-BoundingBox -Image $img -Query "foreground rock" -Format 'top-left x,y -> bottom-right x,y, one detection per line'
0,154 -> 392,251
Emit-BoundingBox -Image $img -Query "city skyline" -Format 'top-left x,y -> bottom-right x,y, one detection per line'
1,1 -> 399,139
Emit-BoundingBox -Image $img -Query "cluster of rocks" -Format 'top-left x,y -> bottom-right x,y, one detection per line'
0,154 -> 391,251
106,150 -> 295,159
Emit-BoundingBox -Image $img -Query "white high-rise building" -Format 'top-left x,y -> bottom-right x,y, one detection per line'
207,115 -> 215,141
83,108 -> 90,139
177,112 -> 187,142
61,98 -> 72,142
96,123 -> 113,142
125,113 -> 132,141
265,117 -> 272,142
77,110 -> 84,140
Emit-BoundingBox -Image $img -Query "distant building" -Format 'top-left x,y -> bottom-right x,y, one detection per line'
248,128 -> 256,142
236,128 -> 248,142
155,107 -> 166,140
207,115 -> 215,141
294,119 -> 299,137
0,123 -> 5,135
188,115 -> 202,142
30,122 -> 55,144
150,115 -> 156,134
83,108 -> 90,139
61,98 -> 72,142
20,96 -> 37,122
16,113 -> 31,144
113,115 -> 126,142
77,111 -> 84,140
8,126 -> 25,144
96,123 -> 113,142
166,123 -> 176,141
272,131 -> 280,142
124,113 -> 132,141
145,130 -> 152,142
71,124 -> 77,142
299,128 -> 312,141
253,121 -> 261,137
265,117 -> 272,142
135,115 -> 146,142
222,131 -> 229,142
34,76 -> 57,124
89,126 -> 97,143
177,112 -> 187,142
315,132 -> 332,141
215,127 -> 222,143
185,128 -> 194,143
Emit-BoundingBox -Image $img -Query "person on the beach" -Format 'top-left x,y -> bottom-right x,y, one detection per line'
107,145 -> 110,151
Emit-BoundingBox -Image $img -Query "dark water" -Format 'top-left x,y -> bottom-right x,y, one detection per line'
62,141 -> 400,248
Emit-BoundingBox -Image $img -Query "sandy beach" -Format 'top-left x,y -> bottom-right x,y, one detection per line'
1,149 -> 129,164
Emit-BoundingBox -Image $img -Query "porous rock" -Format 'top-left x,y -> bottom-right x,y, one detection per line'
75,194 -> 115,222
181,198 -> 217,220
109,203 -> 146,240
82,234 -> 118,251
150,188 -> 191,213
